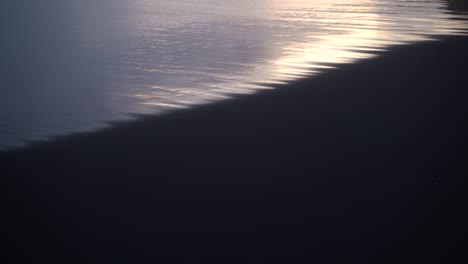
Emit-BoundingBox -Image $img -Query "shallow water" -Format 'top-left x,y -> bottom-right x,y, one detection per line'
1,0 -> 468,150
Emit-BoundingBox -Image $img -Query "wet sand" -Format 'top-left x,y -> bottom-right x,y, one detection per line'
3,36 -> 468,263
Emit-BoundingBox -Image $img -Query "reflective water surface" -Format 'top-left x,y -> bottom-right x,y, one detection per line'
1,0 -> 468,150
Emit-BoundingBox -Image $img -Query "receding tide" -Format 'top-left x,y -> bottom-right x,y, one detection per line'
1,0 -> 467,150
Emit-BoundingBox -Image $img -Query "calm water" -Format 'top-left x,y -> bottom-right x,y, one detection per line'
1,0 -> 468,150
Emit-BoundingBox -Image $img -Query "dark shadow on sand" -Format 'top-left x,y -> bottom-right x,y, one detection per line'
3,35 -> 468,263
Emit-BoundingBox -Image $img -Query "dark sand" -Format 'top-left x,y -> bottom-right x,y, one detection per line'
3,36 -> 468,263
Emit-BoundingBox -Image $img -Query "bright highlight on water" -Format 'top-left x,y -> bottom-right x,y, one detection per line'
1,0 -> 467,150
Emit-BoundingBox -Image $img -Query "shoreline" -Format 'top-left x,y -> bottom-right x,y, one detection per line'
4,35 -> 468,263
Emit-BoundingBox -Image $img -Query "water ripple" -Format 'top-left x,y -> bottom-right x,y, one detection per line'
1,0 -> 468,150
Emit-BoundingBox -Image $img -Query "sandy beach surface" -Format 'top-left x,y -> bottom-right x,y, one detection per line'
3,35 -> 468,263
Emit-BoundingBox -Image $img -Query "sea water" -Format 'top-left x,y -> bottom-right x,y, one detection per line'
1,0 -> 467,150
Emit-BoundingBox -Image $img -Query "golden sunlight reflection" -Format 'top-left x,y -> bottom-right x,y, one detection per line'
269,0 -> 468,84
2,0 -> 468,150
122,0 -> 467,112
